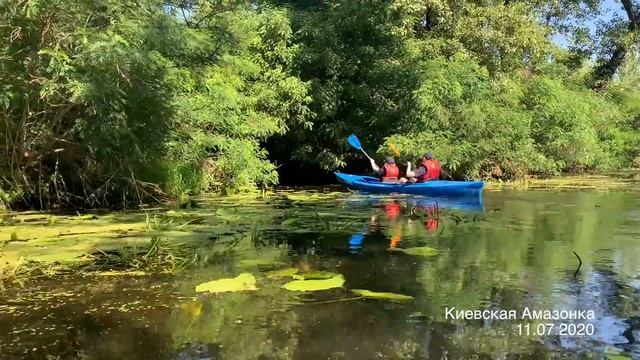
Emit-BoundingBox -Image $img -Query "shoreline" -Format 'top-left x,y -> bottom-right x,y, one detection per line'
2,171 -> 640,214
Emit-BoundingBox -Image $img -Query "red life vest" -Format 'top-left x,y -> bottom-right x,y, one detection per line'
418,159 -> 440,181
426,219 -> 439,232
381,163 -> 399,181
384,202 -> 401,220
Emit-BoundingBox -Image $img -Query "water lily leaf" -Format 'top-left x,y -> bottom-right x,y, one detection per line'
391,246 -> 439,256
266,267 -> 299,279
351,289 -> 413,301
292,271 -> 339,280
195,273 -> 257,293
282,274 -> 345,292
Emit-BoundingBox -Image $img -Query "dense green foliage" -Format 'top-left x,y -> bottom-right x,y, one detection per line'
268,0 -> 640,178
1,0 -> 639,208
0,0 -> 309,208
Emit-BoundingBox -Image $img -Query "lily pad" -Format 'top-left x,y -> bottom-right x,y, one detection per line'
266,267 -> 299,279
351,289 -> 414,301
292,271 -> 339,280
195,273 -> 258,293
282,274 -> 345,292
391,246 -> 439,256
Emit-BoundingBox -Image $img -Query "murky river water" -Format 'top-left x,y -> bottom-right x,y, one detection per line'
1,188 -> 640,359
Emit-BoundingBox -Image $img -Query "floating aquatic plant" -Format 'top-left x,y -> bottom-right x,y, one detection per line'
292,271 -> 339,280
47,216 -> 57,225
282,274 -> 345,292
195,273 -> 258,293
351,289 -> 413,301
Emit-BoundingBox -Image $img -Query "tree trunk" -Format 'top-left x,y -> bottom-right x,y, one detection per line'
591,0 -> 639,87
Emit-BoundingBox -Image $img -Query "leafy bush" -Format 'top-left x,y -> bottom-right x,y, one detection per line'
0,1 -> 309,207
379,57 -> 638,179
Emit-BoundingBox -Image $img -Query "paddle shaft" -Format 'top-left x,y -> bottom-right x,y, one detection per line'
360,149 -> 374,162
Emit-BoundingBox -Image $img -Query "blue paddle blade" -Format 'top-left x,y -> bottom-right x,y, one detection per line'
347,134 -> 362,150
348,233 -> 365,250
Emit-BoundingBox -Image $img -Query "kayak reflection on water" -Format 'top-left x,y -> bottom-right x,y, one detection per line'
385,202 -> 401,220
348,198 -> 448,251
348,214 -> 385,252
344,194 -> 484,213
418,203 -> 439,234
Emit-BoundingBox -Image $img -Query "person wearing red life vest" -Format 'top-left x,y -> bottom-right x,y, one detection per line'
405,153 -> 440,182
370,156 -> 400,183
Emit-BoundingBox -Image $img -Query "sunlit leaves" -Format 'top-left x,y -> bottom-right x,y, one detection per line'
164,3 -> 310,196
455,4 -> 551,74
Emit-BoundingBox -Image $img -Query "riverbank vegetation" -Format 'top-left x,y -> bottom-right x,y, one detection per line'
2,0 -> 640,208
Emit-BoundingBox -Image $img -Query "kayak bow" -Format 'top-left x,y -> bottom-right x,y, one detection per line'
335,172 -> 484,197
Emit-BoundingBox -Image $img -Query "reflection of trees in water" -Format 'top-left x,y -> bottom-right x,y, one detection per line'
291,301 -> 425,359
5,191 -> 640,359
61,313 -> 174,359
404,191 -> 640,357
558,268 -> 640,355
0,278 -> 177,359
169,288 -> 300,360
154,190 -> 640,359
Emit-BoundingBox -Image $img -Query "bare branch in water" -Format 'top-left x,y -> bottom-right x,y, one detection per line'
573,251 -> 582,277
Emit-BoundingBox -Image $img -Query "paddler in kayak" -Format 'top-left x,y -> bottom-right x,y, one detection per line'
405,152 -> 440,183
370,156 -> 403,183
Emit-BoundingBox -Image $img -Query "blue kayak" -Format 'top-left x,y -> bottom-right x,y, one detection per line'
335,173 -> 484,197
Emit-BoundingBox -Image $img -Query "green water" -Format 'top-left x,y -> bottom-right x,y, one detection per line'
2,189 -> 640,359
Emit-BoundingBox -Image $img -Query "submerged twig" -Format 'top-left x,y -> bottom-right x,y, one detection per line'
573,251 -> 582,277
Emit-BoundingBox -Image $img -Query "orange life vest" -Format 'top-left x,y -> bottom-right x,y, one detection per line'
418,159 -> 440,181
389,233 -> 402,248
381,163 -> 399,181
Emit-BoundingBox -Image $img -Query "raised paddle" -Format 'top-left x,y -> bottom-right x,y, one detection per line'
347,134 -> 374,162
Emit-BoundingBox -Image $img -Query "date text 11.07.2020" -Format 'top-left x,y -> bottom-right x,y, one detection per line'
515,323 -> 594,336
